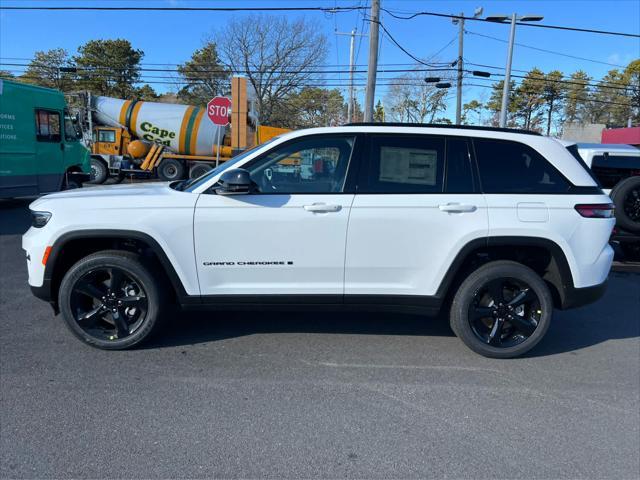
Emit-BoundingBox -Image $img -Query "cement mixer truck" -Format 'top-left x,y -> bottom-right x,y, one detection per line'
71,77 -> 288,183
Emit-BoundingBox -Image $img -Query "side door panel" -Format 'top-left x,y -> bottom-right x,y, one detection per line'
194,133 -> 361,297
345,134 -> 488,297
34,109 -> 64,193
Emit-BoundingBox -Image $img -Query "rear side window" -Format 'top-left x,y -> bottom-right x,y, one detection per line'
445,137 -> 475,193
474,139 -> 570,193
362,135 -> 444,193
35,109 -> 61,142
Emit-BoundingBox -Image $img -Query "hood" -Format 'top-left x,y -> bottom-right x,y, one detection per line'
29,181 -> 182,210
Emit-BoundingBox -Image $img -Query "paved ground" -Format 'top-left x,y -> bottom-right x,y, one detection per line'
1,198 -> 639,479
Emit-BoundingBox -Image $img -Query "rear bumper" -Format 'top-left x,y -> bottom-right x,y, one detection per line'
559,279 -> 608,310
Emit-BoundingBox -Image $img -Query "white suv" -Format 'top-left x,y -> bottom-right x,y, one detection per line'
23,124 -> 615,358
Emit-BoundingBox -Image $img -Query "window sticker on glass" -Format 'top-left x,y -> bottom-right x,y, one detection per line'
379,147 -> 438,185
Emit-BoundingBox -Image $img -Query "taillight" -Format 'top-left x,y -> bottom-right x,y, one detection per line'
574,203 -> 615,218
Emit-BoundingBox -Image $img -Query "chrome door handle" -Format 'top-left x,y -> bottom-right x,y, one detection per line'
439,203 -> 477,213
304,203 -> 342,213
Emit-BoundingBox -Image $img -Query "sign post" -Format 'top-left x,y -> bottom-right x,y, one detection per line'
207,96 -> 232,167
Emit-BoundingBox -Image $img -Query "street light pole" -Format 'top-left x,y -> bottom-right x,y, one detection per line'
364,0 -> 380,122
499,13 -> 517,128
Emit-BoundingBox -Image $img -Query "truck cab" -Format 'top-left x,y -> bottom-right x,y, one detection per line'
0,79 -> 90,198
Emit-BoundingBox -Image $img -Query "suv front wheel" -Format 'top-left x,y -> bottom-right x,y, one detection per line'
450,260 -> 553,358
58,250 -> 166,349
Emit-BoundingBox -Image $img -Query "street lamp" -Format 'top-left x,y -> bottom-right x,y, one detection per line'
487,13 -> 544,127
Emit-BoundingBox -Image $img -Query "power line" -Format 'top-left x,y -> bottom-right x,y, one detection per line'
367,16 -> 452,67
0,4 -> 368,12
381,8 -> 640,38
466,30 -> 629,68
464,83 -> 635,108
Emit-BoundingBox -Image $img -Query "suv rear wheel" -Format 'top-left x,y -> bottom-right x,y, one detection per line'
450,260 -> 553,358
58,250 -> 166,350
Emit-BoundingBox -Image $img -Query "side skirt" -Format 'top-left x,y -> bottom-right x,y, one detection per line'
182,294 -> 443,315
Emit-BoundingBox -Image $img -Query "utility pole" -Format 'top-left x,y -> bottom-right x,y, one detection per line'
364,0 -> 380,122
453,8 -> 482,125
455,13 -> 464,125
336,29 -> 366,122
499,14 -> 517,128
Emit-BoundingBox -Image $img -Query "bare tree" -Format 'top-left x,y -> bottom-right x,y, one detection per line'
214,15 -> 328,124
384,69 -> 450,123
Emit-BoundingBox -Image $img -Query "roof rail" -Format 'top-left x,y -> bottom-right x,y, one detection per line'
344,122 -> 543,136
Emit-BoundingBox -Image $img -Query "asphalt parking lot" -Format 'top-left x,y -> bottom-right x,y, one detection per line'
1,197 -> 639,479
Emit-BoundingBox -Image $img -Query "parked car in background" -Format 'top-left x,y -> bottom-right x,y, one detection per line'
564,142 -> 640,260
0,79 -> 90,198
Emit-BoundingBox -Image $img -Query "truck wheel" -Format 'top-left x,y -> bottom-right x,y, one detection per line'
189,163 -> 212,179
611,176 -> 640,233
58,250 -> 166,350
89,158 -> 108,184
158,159 -> 186,181
450,260 -> 553,359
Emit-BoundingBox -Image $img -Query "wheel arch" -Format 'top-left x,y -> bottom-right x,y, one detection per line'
42,230 -> 190,313
436,236 -> 576,309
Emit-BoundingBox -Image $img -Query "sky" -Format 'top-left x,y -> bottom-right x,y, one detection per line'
1,0 -> 639,122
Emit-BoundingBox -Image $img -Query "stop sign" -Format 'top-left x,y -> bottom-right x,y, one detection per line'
207,96 -> 232,126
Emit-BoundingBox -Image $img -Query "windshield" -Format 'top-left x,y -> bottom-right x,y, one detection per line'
180,138 -> 279,192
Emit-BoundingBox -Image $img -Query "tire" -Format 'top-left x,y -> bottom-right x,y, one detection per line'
157,158 -> 186,181
189,163 -> 212,179
58,250 -> 166,350
620,241 -> 640,262
89,158 -> 108,184
450,260 -> 553,359
611,176 -> 640,233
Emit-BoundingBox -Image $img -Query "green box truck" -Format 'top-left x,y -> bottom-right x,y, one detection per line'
0,79 -> 90,198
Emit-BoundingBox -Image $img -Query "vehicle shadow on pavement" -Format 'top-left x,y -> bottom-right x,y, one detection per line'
142,309 -> 456,350
0,199 -> 33,235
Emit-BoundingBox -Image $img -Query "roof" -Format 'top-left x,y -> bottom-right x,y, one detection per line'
576,143 -> 640,153
345,122 -> 542,136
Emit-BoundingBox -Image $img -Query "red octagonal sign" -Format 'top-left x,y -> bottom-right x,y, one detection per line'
207,96 -> 232,126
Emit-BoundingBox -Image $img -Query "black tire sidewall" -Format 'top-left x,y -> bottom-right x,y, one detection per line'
190,164 -> 211,179
89,158 -> 108,184
450,261 -> 553,359
58,252 -> 163,350
611,176 -> 640,233
158,159 -> 185,181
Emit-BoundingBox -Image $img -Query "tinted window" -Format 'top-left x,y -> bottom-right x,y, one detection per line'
64,111 -> 81,141
446,138 -> 474,193
98,130 -> 116,143
474,139 -> 570,193
362,135 -> 444,193
247,135 -> 355,193
35,110 -> 61,142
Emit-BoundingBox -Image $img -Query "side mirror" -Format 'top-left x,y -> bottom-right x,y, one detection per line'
213,168 -> 255,195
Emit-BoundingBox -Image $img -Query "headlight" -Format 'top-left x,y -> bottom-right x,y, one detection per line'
30,211 -> 52,228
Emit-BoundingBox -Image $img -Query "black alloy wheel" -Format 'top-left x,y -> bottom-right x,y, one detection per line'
623,185 -> 640,222
69,267 -> 148,341
468,277 -> 541,348
450,260 -> 553,358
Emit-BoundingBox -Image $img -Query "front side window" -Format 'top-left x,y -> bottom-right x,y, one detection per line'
361,135 -> 445,193
98,130 -> 116,143
474,139 -> 570,193
35,109 -> 61,142
64,110 -> 82,141
247,135 -> 355,194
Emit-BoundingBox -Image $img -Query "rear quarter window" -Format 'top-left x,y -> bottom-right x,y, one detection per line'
474,139 -> 570,193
